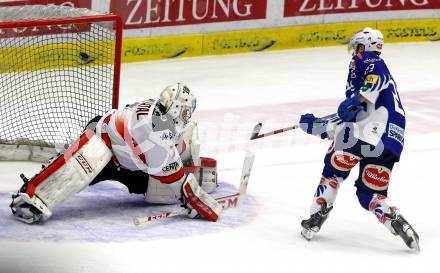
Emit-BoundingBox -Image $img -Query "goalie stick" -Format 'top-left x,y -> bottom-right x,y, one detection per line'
250,113 -> 340,140
133,151 -> 255,225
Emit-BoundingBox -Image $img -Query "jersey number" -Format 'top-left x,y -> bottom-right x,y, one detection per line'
391,87 -> 405,117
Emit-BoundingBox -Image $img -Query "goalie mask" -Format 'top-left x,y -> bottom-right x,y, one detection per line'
159,83 -> 196,141
349,27 -> 384,54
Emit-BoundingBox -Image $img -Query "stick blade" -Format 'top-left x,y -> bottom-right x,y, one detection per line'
239,150 -> 255,195
250,123 -> 263,140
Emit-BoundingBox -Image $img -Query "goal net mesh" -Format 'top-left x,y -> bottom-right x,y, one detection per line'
0,5 -> 120,152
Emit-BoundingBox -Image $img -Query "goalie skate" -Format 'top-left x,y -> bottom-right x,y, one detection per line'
301,201 -> 333,240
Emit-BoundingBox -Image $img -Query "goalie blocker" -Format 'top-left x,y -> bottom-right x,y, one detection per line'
184,157 -> 218,194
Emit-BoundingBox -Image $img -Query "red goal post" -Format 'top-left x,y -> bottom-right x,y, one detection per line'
0,5 -> 122,162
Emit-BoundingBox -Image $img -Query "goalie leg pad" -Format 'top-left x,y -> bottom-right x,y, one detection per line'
10,130 -> 112,223
182,173 -> 222,222
10,192 -> 53,224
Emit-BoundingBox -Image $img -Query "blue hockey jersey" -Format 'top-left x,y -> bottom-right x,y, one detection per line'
345,51 -> 405,160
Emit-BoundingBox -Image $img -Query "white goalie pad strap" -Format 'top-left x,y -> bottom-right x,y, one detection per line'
144,175 -> 184,204
26,130 -> 112,211
182,173 -> 222,222
179,121 -> 200,166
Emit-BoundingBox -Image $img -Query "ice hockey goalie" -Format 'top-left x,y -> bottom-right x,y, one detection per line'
10,83 -> 222,224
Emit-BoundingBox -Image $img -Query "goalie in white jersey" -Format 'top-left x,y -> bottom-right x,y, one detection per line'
10,83 -> 223,223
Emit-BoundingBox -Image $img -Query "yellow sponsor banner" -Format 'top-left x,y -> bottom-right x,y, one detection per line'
274,22 -> 376,50
121,18 -> 440,63
122,35 -> 203,63
377,19 -> 440,43
1,19 -> 438,71
202,28 -> 279,55
121,22 -> 374,60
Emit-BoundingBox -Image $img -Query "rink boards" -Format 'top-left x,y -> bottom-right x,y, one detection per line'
120,18 -> 440,62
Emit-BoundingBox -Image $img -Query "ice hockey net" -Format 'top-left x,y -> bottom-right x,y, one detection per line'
0,5 -> 122,161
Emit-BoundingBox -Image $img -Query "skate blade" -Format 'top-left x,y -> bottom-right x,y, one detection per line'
406,228 -> 420,252
301,228 -> 315,241
410,238 -> 420,252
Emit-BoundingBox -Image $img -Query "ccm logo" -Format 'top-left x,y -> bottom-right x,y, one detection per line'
75,154 -> 93,174
218,196 -> 239,209
148,212 -> 172,221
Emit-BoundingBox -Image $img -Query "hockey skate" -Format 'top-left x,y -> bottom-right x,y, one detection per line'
301,201 -> 333,240
387,208 -> 420,251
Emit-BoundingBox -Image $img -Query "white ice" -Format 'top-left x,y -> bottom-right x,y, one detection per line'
1,42 -> 440,273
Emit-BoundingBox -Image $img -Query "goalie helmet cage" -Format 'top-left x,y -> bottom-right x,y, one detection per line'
0,5 -> 122,162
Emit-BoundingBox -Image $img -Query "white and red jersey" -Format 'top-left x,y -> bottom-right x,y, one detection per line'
96,99 -> 186,184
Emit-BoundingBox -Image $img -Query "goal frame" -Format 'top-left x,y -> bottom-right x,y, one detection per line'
0,14 -> 122,109
0,12 -> 123,161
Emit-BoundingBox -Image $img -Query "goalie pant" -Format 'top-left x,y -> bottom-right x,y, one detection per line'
307,138 -> 415,236
10,131 -> 222,223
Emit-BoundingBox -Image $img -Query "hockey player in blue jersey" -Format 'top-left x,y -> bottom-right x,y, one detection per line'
298,28 -> 419,250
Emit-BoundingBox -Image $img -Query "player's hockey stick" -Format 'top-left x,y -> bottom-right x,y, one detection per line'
250,113 -> 340,140
133,151 -> 255,225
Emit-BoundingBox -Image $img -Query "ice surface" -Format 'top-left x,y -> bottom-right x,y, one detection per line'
1,42 -> 439,273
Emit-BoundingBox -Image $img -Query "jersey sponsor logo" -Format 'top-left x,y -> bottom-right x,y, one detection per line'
364,58 -> 381,64
160,131 -> 175,140
388,123 -> 404,146
362,164 -> 391,191
330,152 -> 360,171
75,153 -> 93,174
370,122 -> 385,135
162,161 -> 182,174
364,74 -> 379,84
